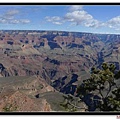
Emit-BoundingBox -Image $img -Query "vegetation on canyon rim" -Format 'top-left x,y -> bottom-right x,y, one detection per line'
61,63 -> 120,111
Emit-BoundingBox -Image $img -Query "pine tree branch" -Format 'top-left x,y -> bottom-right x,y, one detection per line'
105,81 -> 112,98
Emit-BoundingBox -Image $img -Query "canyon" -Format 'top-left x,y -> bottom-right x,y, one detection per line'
0,30 -> 120,111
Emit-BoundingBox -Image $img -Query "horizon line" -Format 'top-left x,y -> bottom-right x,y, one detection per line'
0,29 -> 120,35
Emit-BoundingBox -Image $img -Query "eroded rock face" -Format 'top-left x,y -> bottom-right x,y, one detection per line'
0,63 -> 10,77
0,30 -> 120,96
0,90 -> 52,112
0,75 -> 55,112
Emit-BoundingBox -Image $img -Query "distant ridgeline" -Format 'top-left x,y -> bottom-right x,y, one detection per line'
0,30 -> 120,95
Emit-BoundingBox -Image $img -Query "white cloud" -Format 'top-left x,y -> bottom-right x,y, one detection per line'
0,19 -> 7,23
107,16 -> 120,30
45,6 -> 103,28
8,19 -> 30,24
65,5 -> 105,28
0,9 -> 30,24
10,19 -> 20,24
69,5 -> 83,11
64,10 -> 103,28
45,16 -> 61,22
5,10 -> 19,16
108,16 -> 120,25
65,10 -> 92,23
20,19 -> 30,24
52,21 -> 62,25
1,16 -> 14,20
84,19 -> 105,28
44,5 -> 120,31
45,16 -> 64,25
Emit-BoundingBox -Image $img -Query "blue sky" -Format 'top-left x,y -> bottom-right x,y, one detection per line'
0,5 -> 120,34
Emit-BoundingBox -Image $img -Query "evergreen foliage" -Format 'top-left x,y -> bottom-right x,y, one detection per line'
61,63 -> 120,111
